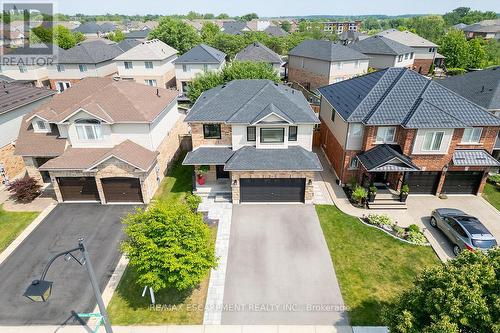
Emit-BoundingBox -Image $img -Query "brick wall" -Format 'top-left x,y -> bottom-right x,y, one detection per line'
156,116 -> 189,177
412,59 -> 434,75
0,143 -> 25,180
191,123 -> 232,148
288,67 -> 330,91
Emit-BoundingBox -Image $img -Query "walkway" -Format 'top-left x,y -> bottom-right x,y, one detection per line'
0,185 -> 57,212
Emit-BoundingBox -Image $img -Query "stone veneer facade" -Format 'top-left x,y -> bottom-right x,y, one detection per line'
288,67 -> 330,91
190,123 -> 232,148
0,143 -> 25,181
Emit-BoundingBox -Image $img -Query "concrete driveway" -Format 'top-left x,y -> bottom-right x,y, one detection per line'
407,196 -> 500,259
0,203 -> 138,325
222,204 -> 349,327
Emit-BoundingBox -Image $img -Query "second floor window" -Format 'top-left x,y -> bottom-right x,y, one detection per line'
376,127 -> 396,143
57,64 -> 65,72
404,53 -> 409,60
75,119 -> 102,141
145,79 -> 157,87
410,52 -> 414,59
423,131 -> 444,151
182,64 -> 188,72
398,55 -> 403,62
79,64 -> 87,72
462,128 -> 482,144
145,61 -> 153,69
260,128 -> 284,143
203,124 -> 221,139
288,126 -> 298,141
247,126 -> 256,142
124,61 -> 133,69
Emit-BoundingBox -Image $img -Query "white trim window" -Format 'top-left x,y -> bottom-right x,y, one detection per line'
375,127 -> 396,143
33,120 -> 50,133
144,79 -> 157,87
349,157 -> 359,170
462,128 -> 482,144
75,119 -> 102,141
124,61 -> 133,69
56,81 -> 71,92
182,64 -> 188,72
422,131 -> 444,151
398,55 -> 403,62
56,64 -> 65,72
145,61 -> 153,69
78,64 -> 88,72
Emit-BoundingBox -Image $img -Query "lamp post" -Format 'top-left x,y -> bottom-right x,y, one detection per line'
24,238 -> 113,333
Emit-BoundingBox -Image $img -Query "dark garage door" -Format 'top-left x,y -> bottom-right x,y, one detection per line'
101,177 -> 143,203
407,172 -> 441,194
57,177 -> 100,202
240,178 -> 305,203
442,171 -> 483,194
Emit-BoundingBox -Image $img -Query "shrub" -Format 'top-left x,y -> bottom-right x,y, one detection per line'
487,174 -> 500,184
197,165 -> 210,175
347,177 -> 357,188
401,184 -> 410,194
367,214 -> 393,227
393,225 -> 406,238
351,185 -> 368,204
7,176 -> 41,203
407,230 -> 427,245
369,185 -> 377,193
185,193 -> 202,212
446,67 -> 466,76
407,224 -> 420,233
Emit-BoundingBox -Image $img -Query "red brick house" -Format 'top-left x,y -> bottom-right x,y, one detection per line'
318,68 -> 500,197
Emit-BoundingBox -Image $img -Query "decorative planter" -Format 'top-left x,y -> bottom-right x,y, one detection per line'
368,192 -> 376,202
197,174 -> 206,185
400,192 -> 408,202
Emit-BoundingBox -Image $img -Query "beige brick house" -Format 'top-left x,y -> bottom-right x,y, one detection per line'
183,79 -> 322,204
14,77 -> 186,204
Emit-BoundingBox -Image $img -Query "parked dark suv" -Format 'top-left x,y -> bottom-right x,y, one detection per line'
430,208 -> 497,256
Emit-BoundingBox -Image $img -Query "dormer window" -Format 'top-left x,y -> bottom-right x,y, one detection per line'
75,119 -> 102,141
33,119 -> 50,133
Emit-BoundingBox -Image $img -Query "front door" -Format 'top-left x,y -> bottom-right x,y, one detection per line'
216,165 -> 229,179
373,172 -> 387,184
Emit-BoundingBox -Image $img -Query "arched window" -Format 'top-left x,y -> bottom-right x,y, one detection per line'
75,118 -> 102,140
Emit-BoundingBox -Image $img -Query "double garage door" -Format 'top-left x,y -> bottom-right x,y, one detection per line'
240,178 -> 305,203
57,177 -> 143,203
407,171 -> 483,195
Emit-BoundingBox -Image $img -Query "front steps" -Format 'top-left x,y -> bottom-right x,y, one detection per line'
367,192 -> 407,210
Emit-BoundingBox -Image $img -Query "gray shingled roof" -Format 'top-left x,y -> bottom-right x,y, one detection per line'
357,144 -> 419,172
116,39 -> 142,52
185,79 -> 319,124
235,42 -> 282,64
173,44 -> 226,64
288,40 -> 370,62
124,29 -> 150,39
183,147 -> 234,165
56,40 -> 124,64
318,67 -> 500,128
0,83 -> 55,116
222,21 -> 249,35
73,22 -> 102,34
224,146 -> 322,171
348,35 -> 413,56
452,149 -> 500,166
264,25 -> 287,37
438,67 -> 500,110
2,44 -> 63,65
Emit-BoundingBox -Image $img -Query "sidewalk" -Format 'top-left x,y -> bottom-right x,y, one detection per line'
0,185 -> 57,212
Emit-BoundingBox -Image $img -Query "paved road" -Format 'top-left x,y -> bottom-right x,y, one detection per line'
0,203 -> 138,325
222,204 -> 349,328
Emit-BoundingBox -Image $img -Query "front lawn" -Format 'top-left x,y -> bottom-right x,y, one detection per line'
0,205 -> 38,253
483,183 -> 500,211
316,205 -> 439,326
107,152 -> 216,325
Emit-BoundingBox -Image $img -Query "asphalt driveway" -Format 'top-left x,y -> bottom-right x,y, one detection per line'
0,203 -> 138,325
222,204 -> 349,327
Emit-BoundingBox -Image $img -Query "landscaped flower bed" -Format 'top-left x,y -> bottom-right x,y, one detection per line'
361,214 -> 429,245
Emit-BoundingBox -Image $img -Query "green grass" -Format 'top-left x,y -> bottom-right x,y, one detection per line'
483,183 -> 500,211
107,152 -> 215,325
0,205 -> 38,253
315,205 -> 440,326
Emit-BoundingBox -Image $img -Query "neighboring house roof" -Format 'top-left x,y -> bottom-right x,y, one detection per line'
0,83 -> 55,116
288,40 -> 370,62
73,22 -> 102,34
376,29 -> 438,48
224,146 -> 322,171
183,147 -> 234,165
453,23 -> 468,30
0,74 -> 35,85
222,21 -> 250,35
318,67 -> 500,128
115,39 -> 142,52
124,28 -> 150,39
452,149 -> 500,167
99,22 -> 117,33
357,144 -> 420,172
185,79 -> 319,124
438,67 -> 500,110
14,115 -> 66,157
29,77 -> 178,124
56,40 -> 125,64
264,25 -> 287,36
234,42 -> 282,64
2,44 -> 63,65
173,44 -> 226,64
339,31 -> 368,42
349,35 -> 414,56
114,39 -> 178,61
461,19 -> 500,33
39,140 -> 158,171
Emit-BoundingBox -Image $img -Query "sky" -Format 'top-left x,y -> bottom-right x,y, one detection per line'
54,0 -> 500,17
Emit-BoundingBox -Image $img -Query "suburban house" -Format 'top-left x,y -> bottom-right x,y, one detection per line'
114,39 -> 178,88
322,20 -> 362,34
376,29 -> 442,74
222,21 -> 252,35
0,29 -> 25,47
318,68 -> 500,202
458,19 -> 500,40
339,31 -> 369,45
173,44 -> 226,96
235,42 -> 283,72
72,22 -> 116,40
14,77 -> 186,204
47,40 -> 127,92
439,66 -> 500,160
287,40 -> 370,90
263,25 -> 288,37
123,28 -> 151,41
349,35 -> 415,70
182,79 -> 322,204
0,83 -> 55,184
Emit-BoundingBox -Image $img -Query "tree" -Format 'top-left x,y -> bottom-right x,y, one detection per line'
73,31 -> 86,44
149,17 -> 201,54
7,176 -> 41,203
121,202 -> 217,292
54,26 -> 78,49
439,29 -> 469,68
206,33 -> 247,58
406,15 -> 445,44
186,11 -> 202,20
107,29 -> 125,42
484,39 -> 500,67
467,38 -> 486,68
383,248 -> 500,333
216,13 -> 230,19
203,13 -> 215,19
240,13 -> 258,21
31,26 -> 53,44
200,22 -> 220,44
280,21 -> 291,32
187,61 -> 280,101
443,7 -> 498,26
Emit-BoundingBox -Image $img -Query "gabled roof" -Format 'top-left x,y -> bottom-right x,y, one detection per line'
318,67 -> 500,128
14,115 -> 66,157
461,19 -> 500,33
222,21 -> 250,35
376,29 -> 438,48
357,144 -> 419,172
115,39 -> 142,52
339,31 -> 368,42
114,39 -> 178,61
289,40 -> 370,62
173,44 -> 226,64
452,149 -> 500,167
0,82 -> 55,115
185,79 -> 319,124
264,25 -> 287,36
235,42 -> 282,64
73,22 -> 102,34
438,67 -> 500,110
2,44 -> 63,65
349,35 -> 414,56
124,29 -> 151,39
56,40 -> 124,64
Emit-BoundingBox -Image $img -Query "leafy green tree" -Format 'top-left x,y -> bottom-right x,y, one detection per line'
31,26 -> 53,44
439,29 -> 469,68
206,33 -> 247,58
73,31 -> 86,44
107,29 -> 125,42
186,11 -> 202,20
121,202 -> 217,292
241,13 -> 258,21
467,38 -> 486,68
216,13 -> 230,19
149,17 -> 201,54
280,21 -> 291,32
383,248 -> 500,333
484,39 -> 500,67
406,15 -> 445,44
54,26 -> 78,49
186,71 -> 225,103
443,7 -> 498,26
200,22 -> 220,44
203,13 -> 215,19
